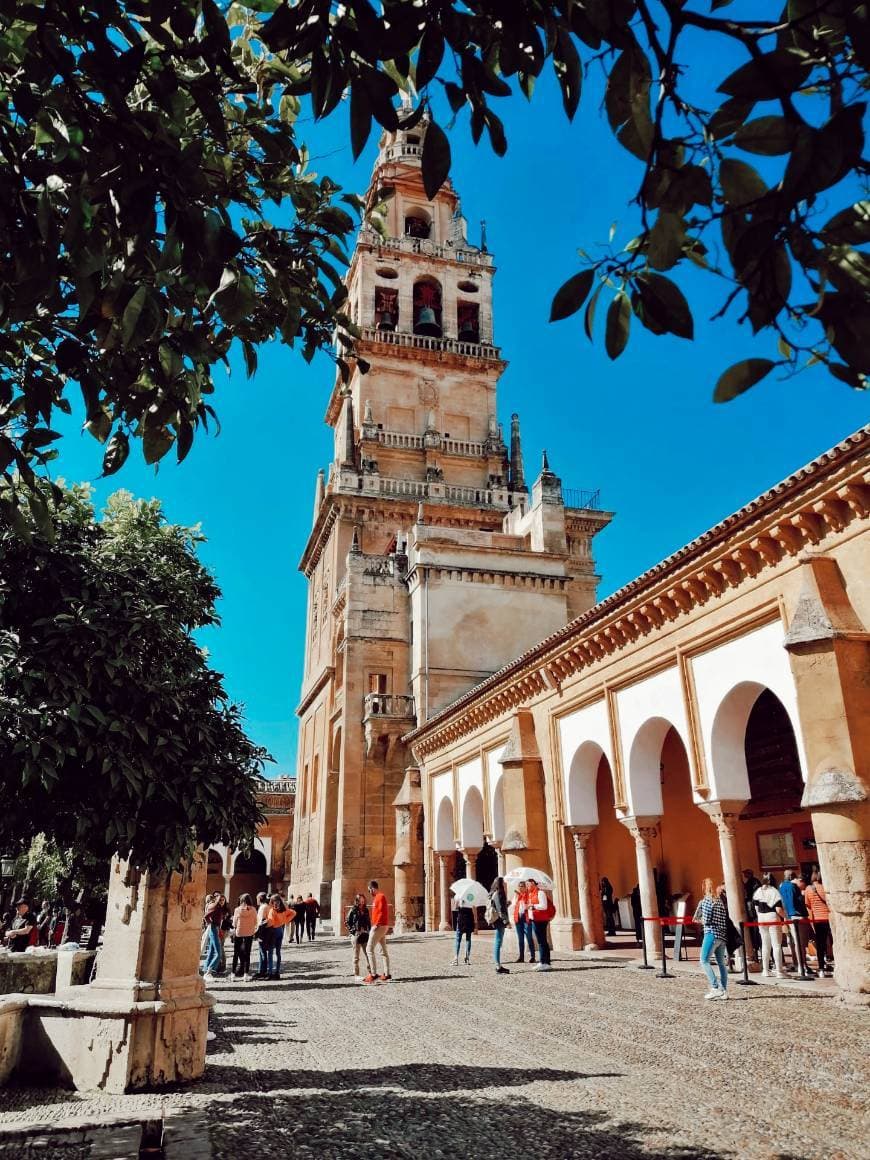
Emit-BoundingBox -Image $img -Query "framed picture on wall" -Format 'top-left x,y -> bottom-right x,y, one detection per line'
758,830 -> 796,870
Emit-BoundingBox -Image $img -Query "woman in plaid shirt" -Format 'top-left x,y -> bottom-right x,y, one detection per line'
693,878 -> 730,1000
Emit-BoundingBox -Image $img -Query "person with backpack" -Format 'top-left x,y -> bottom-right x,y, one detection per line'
512,881 -> 536,964
452,894 -> 475,966
486,876 -> 511,975
804,871 -> 834,977
752,873 -> 786,978
3,898 -> 38,952
526,878 -> 555,972
268,894 -> 296,979
346,893 -> 372,979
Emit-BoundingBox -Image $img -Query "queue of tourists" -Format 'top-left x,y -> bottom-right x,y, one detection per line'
200,888 -> 321,982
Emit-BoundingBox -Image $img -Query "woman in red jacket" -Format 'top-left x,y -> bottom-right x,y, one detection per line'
526,878 -> 555,972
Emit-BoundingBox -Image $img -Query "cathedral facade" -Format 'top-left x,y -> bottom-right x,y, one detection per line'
288,110 -> 610,923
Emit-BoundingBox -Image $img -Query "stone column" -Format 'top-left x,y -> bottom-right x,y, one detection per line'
392,768 -> 424,934
495,844 -> 506,878
571,828 -> 602,950
698,801 -> 748,931
620,816 -> 662,954
461,848 -> 480,930
437,852 -> 452,931
784,554 -> 870,1002
24,855 -> 213,1093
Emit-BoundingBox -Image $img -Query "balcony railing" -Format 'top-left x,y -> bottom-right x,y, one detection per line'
363,692 -> 416,720
358,226 -> 494,268
562,487 -> 601,511
370,429 -> 490,458
358,326 -> 500,361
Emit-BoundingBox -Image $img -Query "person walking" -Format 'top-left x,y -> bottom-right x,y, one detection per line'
526,877 -> 555,972
804,871 -> 833,977
753,873 -> 786,978
305,893 -> 321,941
780,869 -> 809,972
600,877 -> 616,937
452,896 -> 474,966
363,880 -> 391,983
253,891 -> 275,980
487,876 -> 511,975
292,895 -> 306,944
346,893 -> 372,979
693,879 -> 729,1000
512,881 -> 536,964
201,892 -> 224,983
231,893 -> 257,979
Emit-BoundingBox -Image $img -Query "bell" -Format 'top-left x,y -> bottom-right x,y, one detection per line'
377,309 -> 396,332
458,321 -> 479,343
415,306 -> 442,337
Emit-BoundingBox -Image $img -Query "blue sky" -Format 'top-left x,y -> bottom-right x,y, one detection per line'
52,58 -> 869,776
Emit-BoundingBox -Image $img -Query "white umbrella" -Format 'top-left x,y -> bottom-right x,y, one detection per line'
504,867 -> 555,892
450,878 -> 489,907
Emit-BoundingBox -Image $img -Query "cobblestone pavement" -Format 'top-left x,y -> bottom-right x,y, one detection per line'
0,935 -> 868,1159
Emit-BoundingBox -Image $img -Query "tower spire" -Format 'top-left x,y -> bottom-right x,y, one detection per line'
312,468 -> 325,528
338,393 -> 356,469
509,413 -> 526,492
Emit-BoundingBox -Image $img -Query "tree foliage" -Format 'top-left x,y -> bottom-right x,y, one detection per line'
0,483 -> 267,872
0,1 -> 867,519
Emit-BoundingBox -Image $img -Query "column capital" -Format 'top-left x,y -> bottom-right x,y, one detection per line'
460,846 -> 480,862
697,800 -> 747,838
618,814 -> 660,848
568,826 -> 596,851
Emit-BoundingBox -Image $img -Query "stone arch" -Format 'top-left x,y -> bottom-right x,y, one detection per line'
491,776 -> 505,842
229,848 -> 268,905
435,795 -> 455,850
205,848 -> 225,897
710,680 -> 805,802
460,785 -> 485,849
626,716 -> 679,817
566,740 -> 605,827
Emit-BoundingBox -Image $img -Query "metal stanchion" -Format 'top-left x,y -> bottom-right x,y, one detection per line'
655,916 -> 676,979
735,921 -> 757,986
637,917 -> 654,970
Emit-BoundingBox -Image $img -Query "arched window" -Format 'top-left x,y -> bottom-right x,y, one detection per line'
413,278 -> 442,336
374,285 -> 398,331
404,208 -> 431,239
457,300 -> 480,342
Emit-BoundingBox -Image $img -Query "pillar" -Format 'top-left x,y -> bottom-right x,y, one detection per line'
571,828 -> 602,950
495,844 -> 506,878
23,855 -> 213,1092
461,848 -> 480,931
620,816 -> 662,954
437,852 -> 452,931
392,768 -> 424,934
784,554 -> 870,1002
698,801 -> 748,926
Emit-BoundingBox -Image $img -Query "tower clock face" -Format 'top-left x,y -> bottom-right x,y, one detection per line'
418,380 -> 439,407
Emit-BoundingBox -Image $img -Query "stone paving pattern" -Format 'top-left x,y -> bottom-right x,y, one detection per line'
0,935 -> 867,1159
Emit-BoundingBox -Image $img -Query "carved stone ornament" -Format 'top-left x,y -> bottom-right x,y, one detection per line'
418,379 -> 439,407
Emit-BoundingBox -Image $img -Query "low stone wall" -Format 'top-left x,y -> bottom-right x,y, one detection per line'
0,950 -> 97,996
0,999 -> 25,1086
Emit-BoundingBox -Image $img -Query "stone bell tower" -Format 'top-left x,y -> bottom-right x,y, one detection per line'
289,105 -> 612,927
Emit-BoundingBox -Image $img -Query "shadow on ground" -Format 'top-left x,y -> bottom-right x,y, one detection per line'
203,1069 -> 724,1160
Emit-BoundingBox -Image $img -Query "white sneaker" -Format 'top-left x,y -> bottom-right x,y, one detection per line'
714,990 -> 729,1000
535,963 -> 552,972
202,973 -> 217,984
703,988 -> 720,1000
451,956 -> 459,966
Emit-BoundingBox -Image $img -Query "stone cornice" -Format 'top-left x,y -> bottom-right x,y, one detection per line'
296,664 -> 335,719
406,425 -> 869,759
406,561 -> 569,591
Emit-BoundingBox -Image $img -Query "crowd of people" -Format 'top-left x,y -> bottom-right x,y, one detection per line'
200,888 -> 323,982
0,896 -> 102,951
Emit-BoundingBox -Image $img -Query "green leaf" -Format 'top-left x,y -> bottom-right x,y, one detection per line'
554,27 -> 582,120
143,425 -> 174,465
101,431 -> 129,477
121,285 -> 147,348
85,409 -> 112,445
820,201 -> 870,245
605,291 -> 631,359
421,120 -> 451,200
713,358 -> 776,402
718,49 -> 811,100
584,283 -> 603,341
605,40 -> 653,160
647,212 -> 686,272
719,159 -> 768,207
349,81 -> 372,160
734,116 -> 797,156
415,26 -> 444,89
550,269 -> 595,322
635,273 -> 694,339
708,97 -> 755,141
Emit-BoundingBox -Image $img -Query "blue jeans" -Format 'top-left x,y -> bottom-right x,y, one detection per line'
203,924 -> 222,975
273,927 -> 283,974
701,932 -> 728,990
493,923 -> 505,965
257,936 -> 275,977
454,928 -> 471,959
515,916 -> 536,960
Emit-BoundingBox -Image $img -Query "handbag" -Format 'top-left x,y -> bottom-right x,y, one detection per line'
255,921 -> 272,941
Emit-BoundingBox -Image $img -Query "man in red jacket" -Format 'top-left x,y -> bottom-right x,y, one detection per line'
363,880 -> 392,983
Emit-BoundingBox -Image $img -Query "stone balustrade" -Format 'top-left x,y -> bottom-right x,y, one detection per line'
357,326 -> 500,360
363,692 -> 416,720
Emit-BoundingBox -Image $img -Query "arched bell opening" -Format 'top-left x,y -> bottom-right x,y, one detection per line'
404,208 -> 431,239
413,278 -> 442,337
374,284 -> 398,332
457,299 -> 480,343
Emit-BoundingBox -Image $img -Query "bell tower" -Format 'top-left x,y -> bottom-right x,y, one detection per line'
289,106 -> 612,927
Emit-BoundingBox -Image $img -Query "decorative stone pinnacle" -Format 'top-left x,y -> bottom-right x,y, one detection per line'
542,449 -> 550,472
350,527 -> 362,554
364,398 -> 373,424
